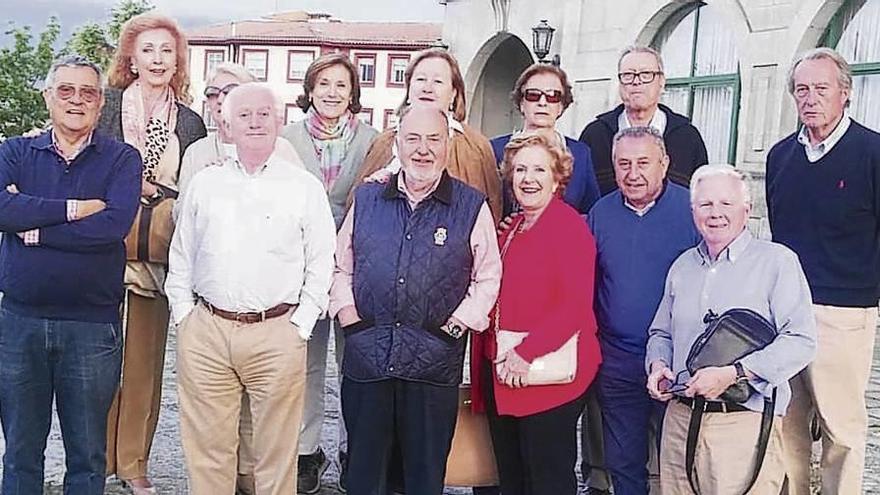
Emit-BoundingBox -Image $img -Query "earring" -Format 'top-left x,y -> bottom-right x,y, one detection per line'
130,65 -> 138,75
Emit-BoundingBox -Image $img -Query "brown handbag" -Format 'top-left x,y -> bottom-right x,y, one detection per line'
124,184 -> 176,264
444,386 -> 499,487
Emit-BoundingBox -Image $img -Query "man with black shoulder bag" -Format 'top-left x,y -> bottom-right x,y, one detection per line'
645,164 -> 817,494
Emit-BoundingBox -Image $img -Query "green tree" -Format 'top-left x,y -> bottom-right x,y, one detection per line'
65,0 -> 153,69
0,18 -> 60,139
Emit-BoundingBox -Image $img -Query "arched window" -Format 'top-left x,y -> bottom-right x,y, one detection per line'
653,2 -> 740,164
823,0 -> 880,131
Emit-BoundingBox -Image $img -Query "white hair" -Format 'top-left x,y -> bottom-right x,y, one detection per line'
689,163 -> 751,205
220,82 -> 284,126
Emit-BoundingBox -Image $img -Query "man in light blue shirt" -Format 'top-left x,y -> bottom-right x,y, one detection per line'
645,164 -> 816,494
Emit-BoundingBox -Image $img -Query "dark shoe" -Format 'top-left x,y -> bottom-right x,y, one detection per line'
584,489 -> 612,495
297,447 -> 330,494
337,450 -> 348,493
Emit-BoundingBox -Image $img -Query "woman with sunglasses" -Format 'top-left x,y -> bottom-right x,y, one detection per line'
97,13 -> 206,495
490,64 -> 600,216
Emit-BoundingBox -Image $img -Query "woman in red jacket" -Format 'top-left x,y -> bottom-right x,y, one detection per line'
471,131 -> 601,495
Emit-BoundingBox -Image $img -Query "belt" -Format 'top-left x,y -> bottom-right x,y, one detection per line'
199,297 -> 296,324
676,395 -> 749,413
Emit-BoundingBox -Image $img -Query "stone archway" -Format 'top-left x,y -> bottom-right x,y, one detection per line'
465,33 -> 534,138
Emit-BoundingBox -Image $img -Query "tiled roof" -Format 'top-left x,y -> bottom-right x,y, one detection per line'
187,13 -> 443,48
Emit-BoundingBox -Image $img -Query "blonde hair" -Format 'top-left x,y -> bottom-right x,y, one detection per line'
501,130 -> 572,197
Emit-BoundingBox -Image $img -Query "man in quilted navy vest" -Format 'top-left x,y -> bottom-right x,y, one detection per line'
330,105 -> 501,495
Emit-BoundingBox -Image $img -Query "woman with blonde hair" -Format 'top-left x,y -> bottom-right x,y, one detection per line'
98,12 -> 207,494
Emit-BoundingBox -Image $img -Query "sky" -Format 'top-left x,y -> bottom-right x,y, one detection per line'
3,0 -> 446,46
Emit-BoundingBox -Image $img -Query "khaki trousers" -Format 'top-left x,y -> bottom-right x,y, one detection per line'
782,304 -> 877,495
106,291 -> 169,479
178,303 -> 307,495
660,400 -> 784,495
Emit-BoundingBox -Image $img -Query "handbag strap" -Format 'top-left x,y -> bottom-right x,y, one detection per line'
685,388 -> 777,495
493,218 -> 523,334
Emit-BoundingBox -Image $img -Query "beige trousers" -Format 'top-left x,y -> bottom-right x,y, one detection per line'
177,303 -> 307,495
660,400 -> 784,495
781,304 -> 877,495
106,291 -> 169,479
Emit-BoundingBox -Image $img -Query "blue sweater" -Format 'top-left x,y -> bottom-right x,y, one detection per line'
0,131 -> 142,322
490,134 -> 601,215
588,183 -> 699,366
767,121 -> 880,307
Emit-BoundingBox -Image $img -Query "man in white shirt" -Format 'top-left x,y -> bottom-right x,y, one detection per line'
165,83 -> 336,494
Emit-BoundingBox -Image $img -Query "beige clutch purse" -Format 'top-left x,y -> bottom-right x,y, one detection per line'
495,330 -> 578,385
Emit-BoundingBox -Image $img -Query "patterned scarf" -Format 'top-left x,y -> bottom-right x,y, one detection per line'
305,107 -> 357,190
121,81 -> 178,182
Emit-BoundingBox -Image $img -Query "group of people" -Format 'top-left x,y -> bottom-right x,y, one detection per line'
0,10 -> 877,495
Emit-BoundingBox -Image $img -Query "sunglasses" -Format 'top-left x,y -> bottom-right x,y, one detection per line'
204,82 -> 240,98
522,88 -> 563,104
52,84 -> 101,104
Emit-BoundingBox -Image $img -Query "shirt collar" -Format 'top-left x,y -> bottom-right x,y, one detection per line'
619,107 -> 667,134
383,170 -> 453,205
41,129 -> 95,163
797,113 -> 851,160
695,228 -> 752,265
227,149 -> 285,177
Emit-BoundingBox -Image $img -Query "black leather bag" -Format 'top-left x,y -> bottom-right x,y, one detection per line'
683,308 -> 778,495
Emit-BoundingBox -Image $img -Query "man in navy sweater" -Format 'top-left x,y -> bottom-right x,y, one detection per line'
0,56 -> 142,495
588,126 -> 699,495
767,47 -> 880,495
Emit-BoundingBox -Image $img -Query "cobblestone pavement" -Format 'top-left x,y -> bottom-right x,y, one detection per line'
2,325 -> 879,494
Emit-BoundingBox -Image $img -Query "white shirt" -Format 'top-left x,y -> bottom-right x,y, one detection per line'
797,114 -> 851,163
165,151 -> 336,339
618,107 -> 667,135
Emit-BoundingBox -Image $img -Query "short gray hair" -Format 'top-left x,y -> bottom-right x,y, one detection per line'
612,126 -> 667,161
206,62 -> 256,86
618,45 -> 665,74
220,83 -> 284,126
787,47 -> 852,96
44,55 -> 104,89
689,163 -> 751,205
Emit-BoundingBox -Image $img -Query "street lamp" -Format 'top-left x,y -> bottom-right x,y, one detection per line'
531,19 -> 559,66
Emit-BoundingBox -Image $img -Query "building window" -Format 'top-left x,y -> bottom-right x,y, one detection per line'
201,101 -> 217,130
358,108 -> 374,126
285,104 -> 304,125
355,53 -> 377,87
242,49 -> 269,81
383,109 -> 399,130
387,54 -> 410,87
204,50 -> 225,80
653,2 -> 740,164
287,51 -> 314,82
822,0 -> 880,131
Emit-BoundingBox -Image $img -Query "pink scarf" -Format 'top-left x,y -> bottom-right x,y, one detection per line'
121,81 -> 179,182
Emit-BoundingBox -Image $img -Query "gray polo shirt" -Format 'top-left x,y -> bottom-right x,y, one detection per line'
646,229 -> 817,415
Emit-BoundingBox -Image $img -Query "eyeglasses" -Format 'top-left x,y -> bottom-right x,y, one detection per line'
204,83 -> 240,98
522,88 -> 564,104
618,71 -> 663,85
51,84 -> 101,103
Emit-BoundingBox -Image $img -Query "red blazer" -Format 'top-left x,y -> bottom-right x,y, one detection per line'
471,197 -> 601,417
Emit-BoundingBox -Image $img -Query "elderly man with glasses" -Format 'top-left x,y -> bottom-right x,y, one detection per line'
0,55 -> 142,495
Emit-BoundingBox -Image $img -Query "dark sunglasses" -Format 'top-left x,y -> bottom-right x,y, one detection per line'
660,369 -> 691,395
52,84 -> 101,104
204,82 -> 240,98
522,88 -> 563,104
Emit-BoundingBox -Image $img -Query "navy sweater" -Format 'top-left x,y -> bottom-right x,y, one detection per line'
588,183 -> 699,367
767,121 -> 880,307
490,134 -> 601,215
0,131 -> 142,322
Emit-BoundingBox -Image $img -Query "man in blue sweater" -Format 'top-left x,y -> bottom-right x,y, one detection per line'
0,56 -> 142,495
768,47 -> 880,495
588,126 -> 699,495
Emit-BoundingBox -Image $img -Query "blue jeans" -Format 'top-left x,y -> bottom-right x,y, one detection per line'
0,305 -> 122,495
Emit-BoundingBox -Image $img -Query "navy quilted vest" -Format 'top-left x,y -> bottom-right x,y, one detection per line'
345,172 -> 485,386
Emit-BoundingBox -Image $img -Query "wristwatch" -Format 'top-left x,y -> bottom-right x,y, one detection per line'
733,361 -> 747,381
442,320 -> 466,339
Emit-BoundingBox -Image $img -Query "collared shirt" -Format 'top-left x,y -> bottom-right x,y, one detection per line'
330,173 -> 501,332
623,198 -> 656,217
797,113 -> 851,163
619,107 -> 667,135
646,230 -> 817,415
51,129 -> 94,164
165,151 -> 336,338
